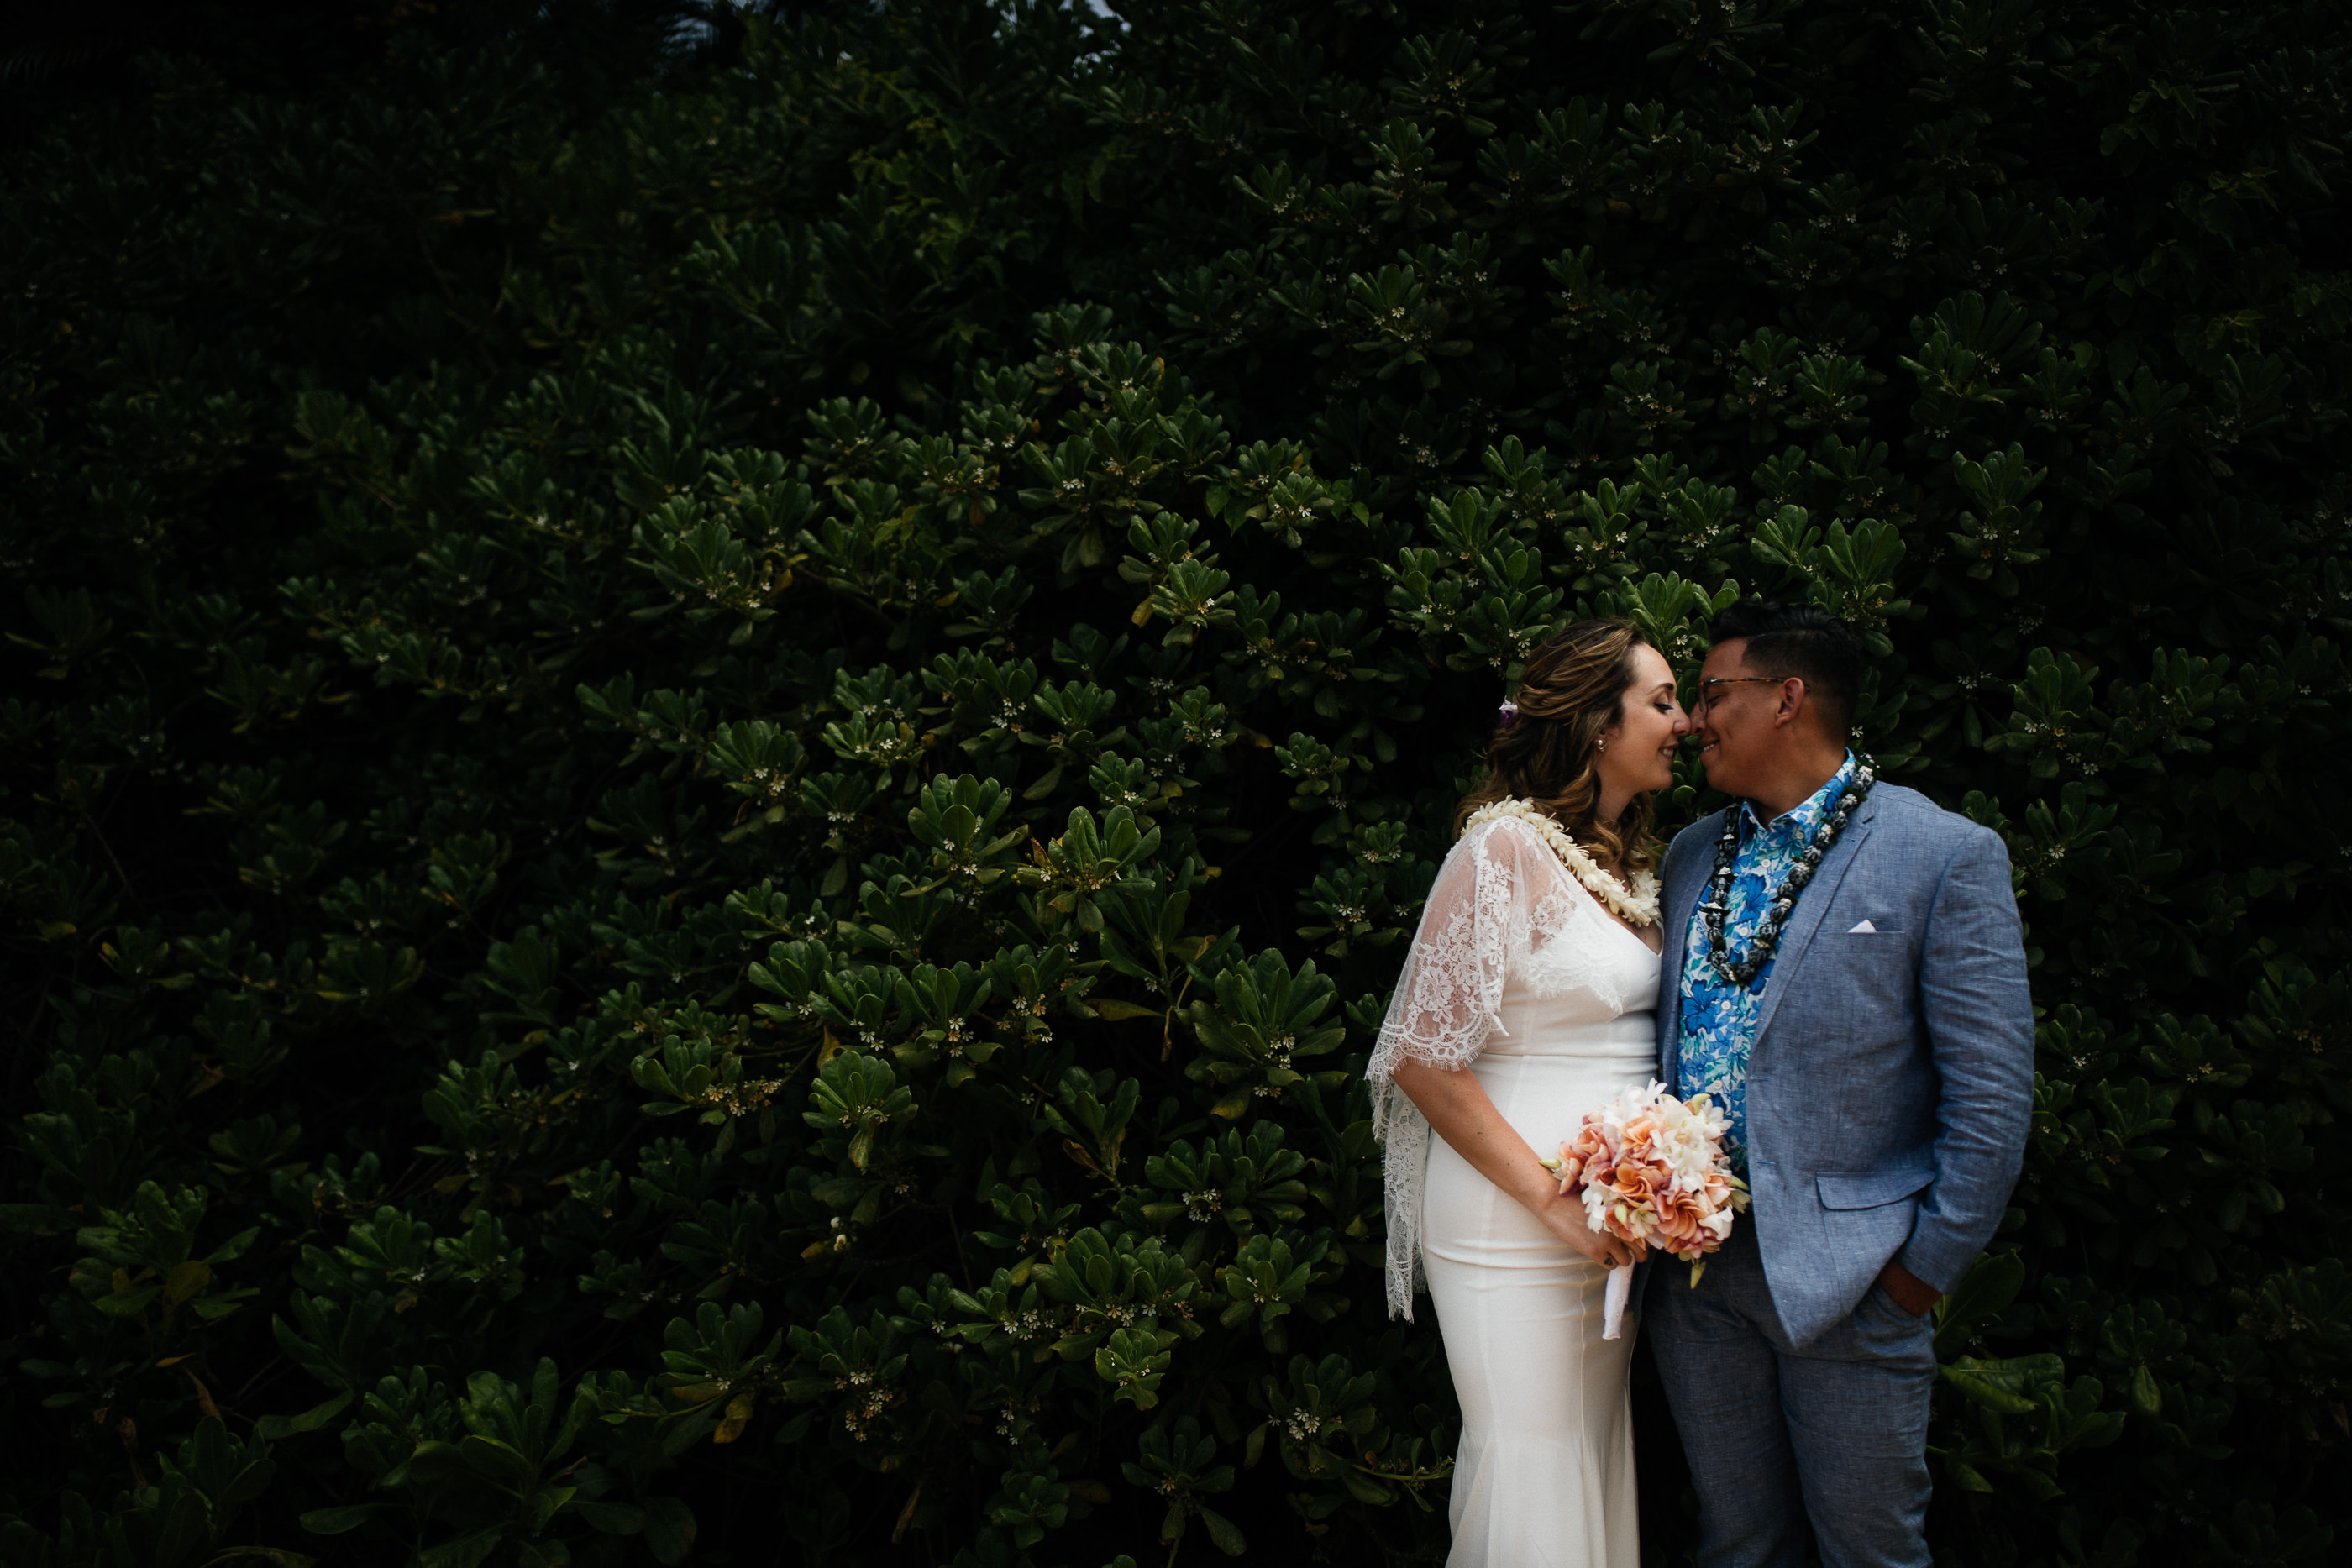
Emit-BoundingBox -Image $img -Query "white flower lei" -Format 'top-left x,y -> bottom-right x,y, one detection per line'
1462,797 -> 1662,928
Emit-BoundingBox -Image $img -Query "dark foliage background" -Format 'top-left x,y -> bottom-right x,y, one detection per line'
3,2 -> 2348,1565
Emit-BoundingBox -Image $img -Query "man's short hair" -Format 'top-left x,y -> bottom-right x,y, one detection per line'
1710,597 -> 1863,736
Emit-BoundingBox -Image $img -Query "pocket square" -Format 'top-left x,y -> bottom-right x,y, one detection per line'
1846,919 -> 1878,933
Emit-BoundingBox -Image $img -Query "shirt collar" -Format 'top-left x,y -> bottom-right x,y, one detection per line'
1738,752 -> 1857,844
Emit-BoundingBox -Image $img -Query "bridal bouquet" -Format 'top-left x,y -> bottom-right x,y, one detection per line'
1541,1080 -> 1751,1339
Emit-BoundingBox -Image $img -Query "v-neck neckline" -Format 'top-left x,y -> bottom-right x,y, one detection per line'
1494,812 -> 1664,959
1596,905 -> 1665,960
1547,856 -> 1662,959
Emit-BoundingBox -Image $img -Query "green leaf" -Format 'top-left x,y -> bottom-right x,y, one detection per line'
97,1285 -> 162,1317
258,1392 -> 354,1440
1932,1251 -> 2024,1361
1200,1507 -> 1247,1556
418,1526 -> 509,1568
157,1490 -> 211,1567
459,1434 -> 535,1488
1939,1358 -> 2042,1415
574,1500 -> 647,1534
644,1496 -> 697,1565
299,1503 -> 389,1537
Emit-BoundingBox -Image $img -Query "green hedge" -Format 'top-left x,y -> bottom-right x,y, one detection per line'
3,3 -> 2347,1565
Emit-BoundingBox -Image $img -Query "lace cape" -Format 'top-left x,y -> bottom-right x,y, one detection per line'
1364,815 -> 1652,1320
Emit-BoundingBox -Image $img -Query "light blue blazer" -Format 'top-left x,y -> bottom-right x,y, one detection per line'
1654,782 -> 2035,1348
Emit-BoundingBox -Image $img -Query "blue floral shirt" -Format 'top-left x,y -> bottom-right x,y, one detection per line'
1676,753 -> 1858,1175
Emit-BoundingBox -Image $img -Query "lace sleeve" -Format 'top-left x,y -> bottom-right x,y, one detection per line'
1365,823 -> 1525,1085
1364,819 -> 1549,1319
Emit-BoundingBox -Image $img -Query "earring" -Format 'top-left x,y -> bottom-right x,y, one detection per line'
1597,738 -> 1607,750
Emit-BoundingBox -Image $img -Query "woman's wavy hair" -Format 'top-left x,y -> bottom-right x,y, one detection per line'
1452,618 -> 1662,873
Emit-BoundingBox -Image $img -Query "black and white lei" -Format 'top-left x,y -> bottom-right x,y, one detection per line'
1698,760 -> 1876,987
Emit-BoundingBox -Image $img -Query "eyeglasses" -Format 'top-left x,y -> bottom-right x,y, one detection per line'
1689,675 -> 1793,714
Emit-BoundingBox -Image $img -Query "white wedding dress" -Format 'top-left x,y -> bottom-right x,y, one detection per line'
1368,815 -> 1662,1568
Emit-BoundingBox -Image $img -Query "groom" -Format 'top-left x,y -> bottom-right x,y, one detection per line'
1647,599 -> 2034,1568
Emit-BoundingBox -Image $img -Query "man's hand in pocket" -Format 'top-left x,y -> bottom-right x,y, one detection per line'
1877,1259 -> 1941,1317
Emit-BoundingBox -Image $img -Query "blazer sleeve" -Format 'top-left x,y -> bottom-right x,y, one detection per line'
1899,823 -> 2036,1293
1654,820 -> 1709,1067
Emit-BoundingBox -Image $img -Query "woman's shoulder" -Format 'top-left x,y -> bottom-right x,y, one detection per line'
1452,810 -> 1595,901
1425,815 -> 1559,910
1453,809 -> 1570,867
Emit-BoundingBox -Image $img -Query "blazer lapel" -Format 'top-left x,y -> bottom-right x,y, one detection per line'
1656,808 -> 1725,1088
1748,792 -> 1879,1053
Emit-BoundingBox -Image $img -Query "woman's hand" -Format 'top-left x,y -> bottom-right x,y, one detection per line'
1531,1185 -> 1647,1270
1390,1057 -> 1649,1271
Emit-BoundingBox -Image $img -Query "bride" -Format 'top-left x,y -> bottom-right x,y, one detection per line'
1368,619 -> 1690,1567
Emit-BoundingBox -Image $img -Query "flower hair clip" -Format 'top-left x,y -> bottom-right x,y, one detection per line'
1497,698 -> 1519,730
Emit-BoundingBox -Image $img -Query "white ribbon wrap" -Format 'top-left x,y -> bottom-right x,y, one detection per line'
1602,1264 -> 1632,1340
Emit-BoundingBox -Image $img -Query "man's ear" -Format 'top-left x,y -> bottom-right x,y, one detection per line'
1772,677 -> 1808,728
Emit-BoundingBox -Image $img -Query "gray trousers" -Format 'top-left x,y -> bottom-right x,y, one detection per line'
1646,1225 -> 1936,1568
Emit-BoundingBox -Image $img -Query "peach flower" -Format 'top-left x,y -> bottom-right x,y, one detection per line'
1540,1080 -> 1750,1288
